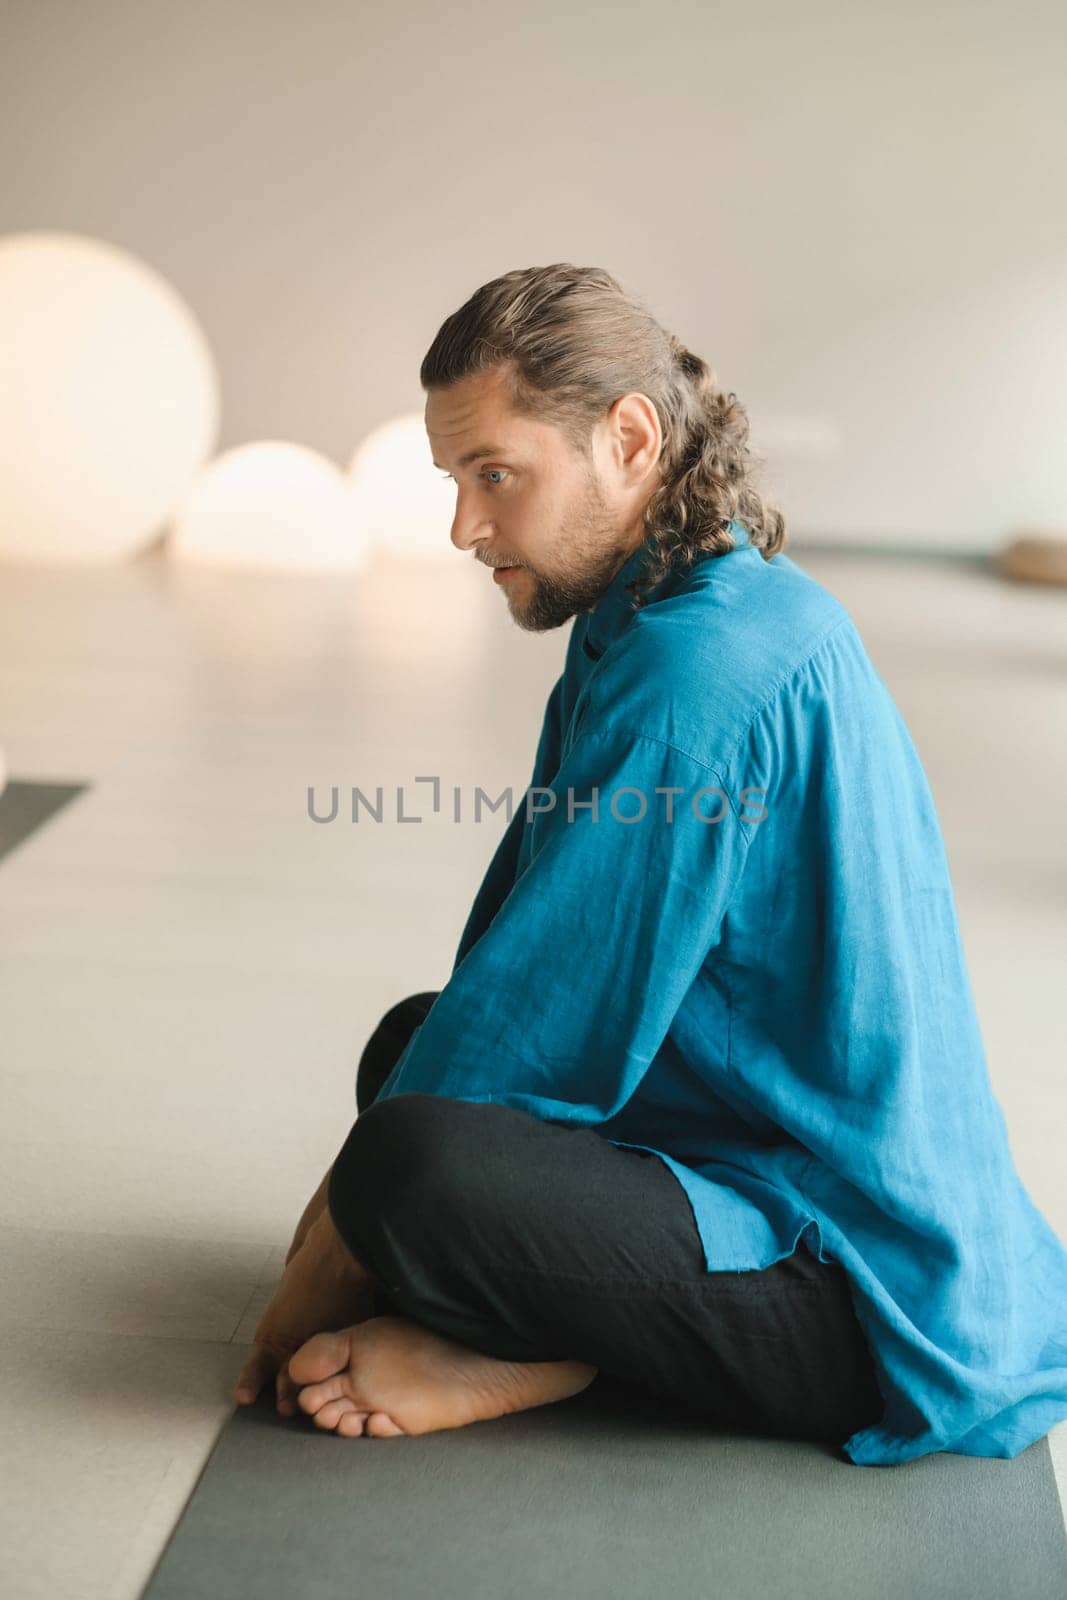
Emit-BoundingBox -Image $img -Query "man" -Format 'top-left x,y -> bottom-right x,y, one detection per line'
235,265 -> 1067,1464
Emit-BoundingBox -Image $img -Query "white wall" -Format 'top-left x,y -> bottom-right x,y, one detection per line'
1,0 -> 1064,551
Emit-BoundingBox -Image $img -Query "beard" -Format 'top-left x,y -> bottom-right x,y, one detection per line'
506,471 -> 640,634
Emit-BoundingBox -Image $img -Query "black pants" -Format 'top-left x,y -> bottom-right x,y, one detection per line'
327,992 -> 885,1452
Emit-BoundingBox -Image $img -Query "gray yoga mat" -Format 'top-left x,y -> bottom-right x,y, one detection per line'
0,777 -> 89,863
144,1376 -> 1066,1600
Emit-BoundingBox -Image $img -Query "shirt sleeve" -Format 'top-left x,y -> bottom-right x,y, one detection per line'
373,719 -> 755,1126
451,670 -> 566,972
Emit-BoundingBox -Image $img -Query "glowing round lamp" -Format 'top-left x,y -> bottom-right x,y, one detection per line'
0,231 -> 219,565
168,442 -> 372,573
346,412 -> 457,559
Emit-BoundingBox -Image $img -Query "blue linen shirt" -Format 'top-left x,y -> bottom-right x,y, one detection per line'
374,520 -> 1067,1467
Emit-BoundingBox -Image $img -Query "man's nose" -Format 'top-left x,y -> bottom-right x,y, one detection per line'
449,501 -> 493,554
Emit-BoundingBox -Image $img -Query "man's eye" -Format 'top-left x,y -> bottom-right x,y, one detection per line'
436,469 -> 509,486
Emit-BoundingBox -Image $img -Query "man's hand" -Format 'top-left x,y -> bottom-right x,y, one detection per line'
234,1207 -> 375,1415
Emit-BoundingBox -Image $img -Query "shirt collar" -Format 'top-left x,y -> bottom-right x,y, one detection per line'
582,520 -> 751,661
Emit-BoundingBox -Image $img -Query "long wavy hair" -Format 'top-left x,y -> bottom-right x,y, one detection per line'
419,263 -> 787,611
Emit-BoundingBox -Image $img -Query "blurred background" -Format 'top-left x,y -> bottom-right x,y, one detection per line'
0,3 -> 1064,1596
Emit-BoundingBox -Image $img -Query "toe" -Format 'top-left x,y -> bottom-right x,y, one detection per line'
296,1374 -> 349,1415
288,1329 -> 351,1386
336,1410 -> 369,1437
276,1366 -> 299,1415
234,1345 -> 277,1405
365,1411 -> 405,1437
313,1398 -> 361,1431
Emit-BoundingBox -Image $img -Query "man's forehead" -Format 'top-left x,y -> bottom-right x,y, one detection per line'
426,407 -> 542,471
428,440 -> 515,471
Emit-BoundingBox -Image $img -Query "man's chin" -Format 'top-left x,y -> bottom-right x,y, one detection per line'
510,602 -> 576,635
503,571 -> 585,633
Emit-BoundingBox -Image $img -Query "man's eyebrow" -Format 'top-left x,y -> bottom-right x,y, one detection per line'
430,444 -> 510,471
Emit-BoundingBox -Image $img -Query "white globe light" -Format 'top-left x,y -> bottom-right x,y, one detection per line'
0,231 -> 219,565
346,412 -> 457,559
168,442 -> 372,573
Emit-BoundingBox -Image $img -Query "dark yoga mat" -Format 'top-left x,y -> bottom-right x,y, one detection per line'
0,778 -> 89,863
144,1376 -> 1066,1600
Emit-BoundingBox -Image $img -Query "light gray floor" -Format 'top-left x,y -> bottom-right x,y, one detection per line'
0,542 -> 1064,1599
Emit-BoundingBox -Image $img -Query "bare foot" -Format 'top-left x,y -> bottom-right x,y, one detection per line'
287,1315 -> 598,1437
234,1209 -> 375,1416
